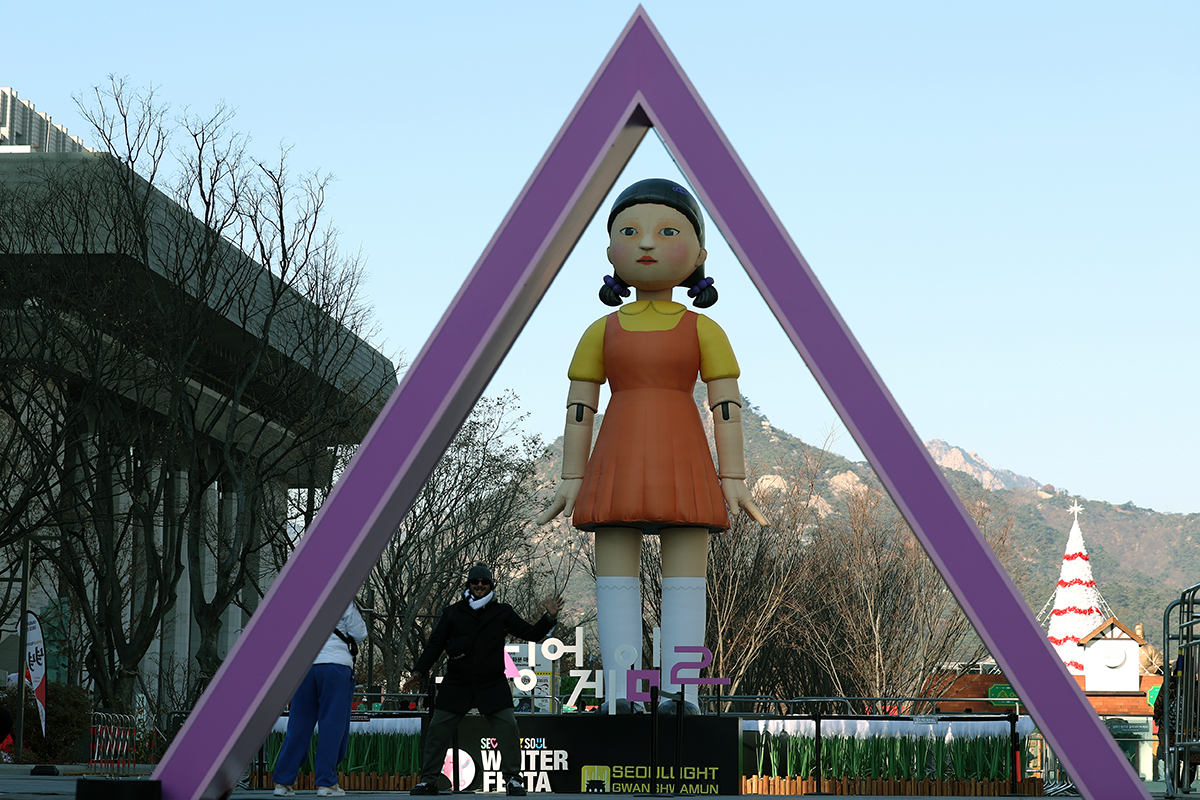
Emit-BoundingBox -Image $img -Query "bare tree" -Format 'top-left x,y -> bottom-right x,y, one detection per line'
363,392 -> 543,692
0,77 -> 394,712
671,403 -> 1027,712
704,452 -> 827,700
792,480 -> 1024,712
0,133 -> 186,711
178,148 -> 390,702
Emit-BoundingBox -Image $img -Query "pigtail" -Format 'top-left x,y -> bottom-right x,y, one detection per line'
683,269 -> 717,308
599,273 -> 631,307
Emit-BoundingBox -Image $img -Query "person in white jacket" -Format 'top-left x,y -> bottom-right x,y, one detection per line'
273,602 -> 368,797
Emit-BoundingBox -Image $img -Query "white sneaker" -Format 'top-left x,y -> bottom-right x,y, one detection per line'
273,786 -> 295,797
317,787 -> 346,797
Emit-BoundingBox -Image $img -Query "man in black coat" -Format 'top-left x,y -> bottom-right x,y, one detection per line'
404,564 -> 563,796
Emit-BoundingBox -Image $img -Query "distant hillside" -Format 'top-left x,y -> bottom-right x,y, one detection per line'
531,384 -> 1200,652
921,439 -> 1200,649
738,405 -> 1200,649
997,489 -> 1199,649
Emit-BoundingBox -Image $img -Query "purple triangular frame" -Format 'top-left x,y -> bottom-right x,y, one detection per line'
154,8 -> 1145,800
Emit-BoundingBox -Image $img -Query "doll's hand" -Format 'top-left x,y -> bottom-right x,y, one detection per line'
721,478 -> 770,526
535,479 -> 582,525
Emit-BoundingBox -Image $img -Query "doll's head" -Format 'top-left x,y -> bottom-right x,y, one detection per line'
599,178 -> 717,308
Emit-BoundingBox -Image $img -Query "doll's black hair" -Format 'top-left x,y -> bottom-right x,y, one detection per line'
599,178 -> 718,308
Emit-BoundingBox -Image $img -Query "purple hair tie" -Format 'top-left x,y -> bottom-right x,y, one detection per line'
604,274 -> 631,297
687,276 -> 715,297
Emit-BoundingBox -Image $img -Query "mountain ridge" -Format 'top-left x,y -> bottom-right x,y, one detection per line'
741,404 -> 1199,649
923,438 -> 1041,493
531,386 -> 1200,652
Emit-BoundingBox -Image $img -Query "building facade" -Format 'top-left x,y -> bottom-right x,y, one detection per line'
0,88 -> 90,153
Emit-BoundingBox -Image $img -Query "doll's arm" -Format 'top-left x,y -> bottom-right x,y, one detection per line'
707,377 -> 770,526
535,380 -> 601,524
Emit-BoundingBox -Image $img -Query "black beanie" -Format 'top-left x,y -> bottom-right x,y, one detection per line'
466,564 -> 494,587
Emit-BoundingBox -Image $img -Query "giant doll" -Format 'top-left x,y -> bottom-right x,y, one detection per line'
537,178 -> 768,711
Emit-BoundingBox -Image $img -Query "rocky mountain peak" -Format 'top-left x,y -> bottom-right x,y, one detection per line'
924,439 -> 1040,492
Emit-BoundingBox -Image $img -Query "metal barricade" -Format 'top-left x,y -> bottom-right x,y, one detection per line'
1026,732 -> 1075,796
1163,583 -> 1200,797
351,692 -> 427,712
700,694 -> 792,716
702,694 -> 1018,717
90,712 -> 137,777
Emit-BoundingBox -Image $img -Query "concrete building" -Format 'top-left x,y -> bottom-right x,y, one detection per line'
0,88 -> 90,153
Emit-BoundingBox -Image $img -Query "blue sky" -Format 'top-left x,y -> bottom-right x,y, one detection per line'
8,1 -> 1197,513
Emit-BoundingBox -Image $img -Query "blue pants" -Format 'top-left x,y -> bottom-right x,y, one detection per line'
272,664 -> 354,788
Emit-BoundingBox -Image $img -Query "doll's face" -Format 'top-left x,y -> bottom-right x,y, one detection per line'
607,203 -> 706,293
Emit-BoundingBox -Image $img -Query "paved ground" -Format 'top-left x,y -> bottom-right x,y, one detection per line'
0,768 -> 1189,800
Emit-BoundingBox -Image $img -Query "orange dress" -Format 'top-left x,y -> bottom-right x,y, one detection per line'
571,312 -> 730,533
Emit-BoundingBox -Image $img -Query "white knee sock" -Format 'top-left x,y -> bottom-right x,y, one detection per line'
596,576 -> 642,702
660,576 -> 706,707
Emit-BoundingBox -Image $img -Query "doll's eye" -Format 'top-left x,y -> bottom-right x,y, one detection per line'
659,227 -> 680,236
619,226 -> 637,236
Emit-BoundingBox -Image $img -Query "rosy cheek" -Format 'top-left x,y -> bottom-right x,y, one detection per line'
663,241 -> 690,265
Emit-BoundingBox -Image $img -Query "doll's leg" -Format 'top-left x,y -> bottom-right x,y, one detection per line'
595,526 -> 643,705
660,526 -> 710,709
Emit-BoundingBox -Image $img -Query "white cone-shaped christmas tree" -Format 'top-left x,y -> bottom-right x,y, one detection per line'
1045,503 -> 1105,674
